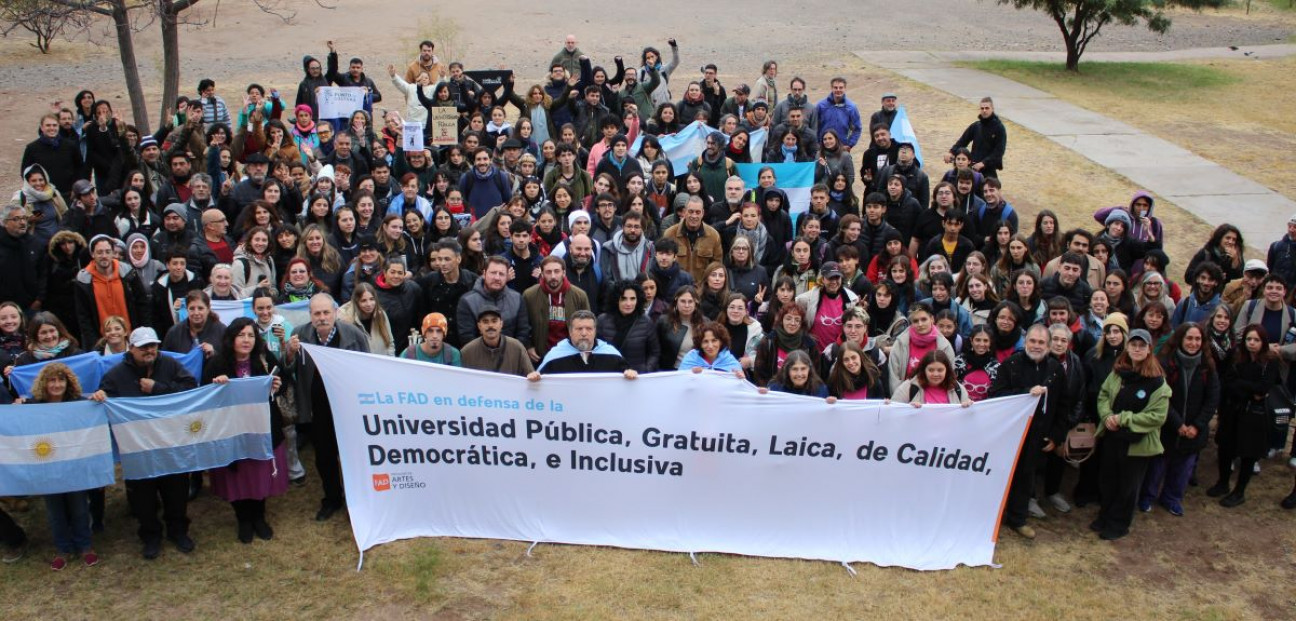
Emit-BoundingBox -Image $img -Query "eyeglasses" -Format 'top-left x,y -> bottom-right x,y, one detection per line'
4,216 -> 28,223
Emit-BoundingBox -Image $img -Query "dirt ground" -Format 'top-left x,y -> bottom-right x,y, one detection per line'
2,1 -> 1295,618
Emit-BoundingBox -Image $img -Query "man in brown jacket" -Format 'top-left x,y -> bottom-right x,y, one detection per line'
460,306 -> 535,377
405,40 -> 446,84
660,195 -> 722,284
522,256 -> 590,364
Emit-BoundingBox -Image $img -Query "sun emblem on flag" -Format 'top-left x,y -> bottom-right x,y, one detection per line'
189,419 -> 204,434
32,439 -> 54,459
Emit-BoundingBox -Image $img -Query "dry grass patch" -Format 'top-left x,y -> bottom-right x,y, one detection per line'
964,56 -> 1296,206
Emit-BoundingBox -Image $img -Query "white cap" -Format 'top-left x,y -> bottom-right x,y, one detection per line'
128,327 -> 161,348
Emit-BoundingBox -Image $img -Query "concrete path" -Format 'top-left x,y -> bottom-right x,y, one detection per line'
855,45 -> 1296,253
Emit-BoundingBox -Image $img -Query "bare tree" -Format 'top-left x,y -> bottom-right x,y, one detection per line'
49,0 -> 151,131
0,0 -> 83,53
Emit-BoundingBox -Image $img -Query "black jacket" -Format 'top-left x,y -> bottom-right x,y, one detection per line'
1159,353 -> 1219,455
950,113 -> 1007,173
100,351 -> 198,398
1040,273 -> 1094,316
416,269 -> 478,348
22,136 -> 85,198
751,331 -> 821,387
0,231 -> 45,308
596,313 -> 659,373
989,351 -> 1065,443
882,190 -> 922,248
72,262 -> 150,346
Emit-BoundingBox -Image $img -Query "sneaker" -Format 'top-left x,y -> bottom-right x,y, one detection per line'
1,542 -> 26,564
290,475 -> 307,487
50,556 -> 67,571
1160,501 -> 1184,517
1011,524 -> 1036,540
169,534 -> 195,554
1048,493 -> 1072,514
1138,499 -> 1153,513
1027,498 -> 1046,519
1254,462 -> 1262,474
1267,448 -> 1280,460
1288,457 -> 1296,469
82,551 -> 99,567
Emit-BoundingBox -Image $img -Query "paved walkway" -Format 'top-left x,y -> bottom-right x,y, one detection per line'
855,45 -> 1296,253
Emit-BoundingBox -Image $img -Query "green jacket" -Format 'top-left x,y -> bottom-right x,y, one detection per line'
1095,372 -> 1170,457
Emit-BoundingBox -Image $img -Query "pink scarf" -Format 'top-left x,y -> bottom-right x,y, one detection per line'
905,326 -> 938,378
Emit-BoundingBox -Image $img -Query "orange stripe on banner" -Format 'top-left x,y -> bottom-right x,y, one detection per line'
991,405 -> 1036,544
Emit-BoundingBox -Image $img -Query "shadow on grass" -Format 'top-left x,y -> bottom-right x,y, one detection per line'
960,59 -> 1239,99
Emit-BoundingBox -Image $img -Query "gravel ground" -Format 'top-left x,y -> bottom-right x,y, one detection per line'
0,0 -> 1290,92
0,0 -> 1290,184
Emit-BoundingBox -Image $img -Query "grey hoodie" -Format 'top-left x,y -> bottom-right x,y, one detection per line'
601,229 -> 654,283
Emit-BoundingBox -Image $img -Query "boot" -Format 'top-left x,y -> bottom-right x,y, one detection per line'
237,520 -> 254,544
1205,480 -> 1231,497
1220,491 -> 1246,508
1282,481 -> 1296,510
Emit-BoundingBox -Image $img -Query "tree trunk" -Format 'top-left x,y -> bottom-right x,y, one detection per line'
1063,33 -> 1081,72
159,0 -> 181,130
110,0 -> 150,132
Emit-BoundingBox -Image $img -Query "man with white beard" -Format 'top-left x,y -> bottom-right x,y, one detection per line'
989,323 -> 1065,540
530,311 -> 636,377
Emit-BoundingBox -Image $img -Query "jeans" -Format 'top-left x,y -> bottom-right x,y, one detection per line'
1140,452 -> 1197,509
44,491 -> 92,554
284,425 -> 306,480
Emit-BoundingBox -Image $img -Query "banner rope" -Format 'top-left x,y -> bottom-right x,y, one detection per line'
841,562 -> 857,577
689,552 -> 700,567
526,541 -> 540,557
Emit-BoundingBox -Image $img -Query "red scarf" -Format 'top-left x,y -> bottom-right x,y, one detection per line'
540,276 -> 571,307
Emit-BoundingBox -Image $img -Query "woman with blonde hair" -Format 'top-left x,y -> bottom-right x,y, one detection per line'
338,282 -> 395,356
27,362 -> 98,569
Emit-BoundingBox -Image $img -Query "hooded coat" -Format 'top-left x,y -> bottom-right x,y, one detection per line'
295,55 -> 332,119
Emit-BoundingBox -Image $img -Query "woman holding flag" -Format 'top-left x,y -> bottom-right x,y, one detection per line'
203,317 -> 289,544
26,363 -> 97,570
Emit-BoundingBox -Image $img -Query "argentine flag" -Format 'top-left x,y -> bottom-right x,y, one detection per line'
106,376 -> 275,480
197,299 -> 312,330
889,105 -> 924,165
735,163 -> 817,217
630,121 -> 772,173
0,401 -> 115,495
8,348 -> 205,399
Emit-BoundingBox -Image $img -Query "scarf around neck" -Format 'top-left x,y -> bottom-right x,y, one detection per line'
32,339 -> 70,361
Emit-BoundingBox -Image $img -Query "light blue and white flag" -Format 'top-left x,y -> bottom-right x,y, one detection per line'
191,299 -> 312,331
735,163 -> 817,217
889,105 -> 924,165
106,376 -> 274,480
631,122 -> 770,169
0,401 -> 115,495
8,349 -> 205,399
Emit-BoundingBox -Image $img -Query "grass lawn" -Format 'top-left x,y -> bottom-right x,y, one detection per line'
964,56 -> 1296,207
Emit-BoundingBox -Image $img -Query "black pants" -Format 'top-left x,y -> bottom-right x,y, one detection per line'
88,488 -> 104,526
231,499 -> 267,523
1004,429 -> 1043,528
0,507 -> 25,547
1096,440 -> 1150,537
1044,452 -> 1068,497
311,407 -> 344,508
1073,438 -> 1103,504
125,473 -> 190,543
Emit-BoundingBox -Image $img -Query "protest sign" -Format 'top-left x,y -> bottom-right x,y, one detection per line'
304,346 -> 1035,570
317,86 -> 367,118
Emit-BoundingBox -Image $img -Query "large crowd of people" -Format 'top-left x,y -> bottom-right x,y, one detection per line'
3,33 -> 1295,571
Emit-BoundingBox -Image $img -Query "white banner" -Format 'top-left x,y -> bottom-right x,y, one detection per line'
304,346 -> 1035,571
317,86 -> 367,118
402,122 -> 424,152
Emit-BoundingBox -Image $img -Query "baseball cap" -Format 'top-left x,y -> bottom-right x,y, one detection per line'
244,152 -> 270,165
421,312 -> 448,334
356,235 -> 379,251
129,327 -> 161,348
734,83 -> 751,95
72,180 -> 95,196
1127,329 -> 1152,345
881,92 -> 897,100
821,261 -> 843,279
475,305 -> 502,321
1244,259 -> 1269,274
